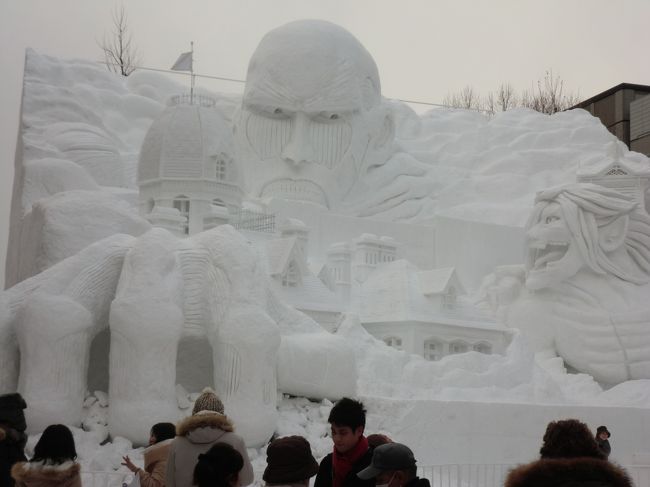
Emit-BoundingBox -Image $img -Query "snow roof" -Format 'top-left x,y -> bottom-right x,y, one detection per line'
265,236 -> 299,276
356,259 -> 500,329
417,267 -> 464,296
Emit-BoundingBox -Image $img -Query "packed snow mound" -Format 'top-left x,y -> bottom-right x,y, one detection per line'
16,190 -> 150,281
22,157 -> 99,209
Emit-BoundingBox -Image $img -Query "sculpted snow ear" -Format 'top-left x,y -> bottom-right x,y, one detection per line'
599,214 -> 629,252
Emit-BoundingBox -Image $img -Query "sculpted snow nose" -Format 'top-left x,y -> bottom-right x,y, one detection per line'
282,113 -> 315,168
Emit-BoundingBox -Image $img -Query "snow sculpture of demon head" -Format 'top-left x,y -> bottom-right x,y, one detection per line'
518,183 -> 650,384
235,20 -> 394,209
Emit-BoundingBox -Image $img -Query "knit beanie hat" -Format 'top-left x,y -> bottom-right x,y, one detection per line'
192,388 -> 225,415
263,436 -> 319,484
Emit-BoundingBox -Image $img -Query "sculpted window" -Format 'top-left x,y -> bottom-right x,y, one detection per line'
473,342 -> 492,354
424,340 -> 444,361
282,261 -> 300,287
449,340 -> 468,354
384,336 -> 402,350
173,195 -> 190,234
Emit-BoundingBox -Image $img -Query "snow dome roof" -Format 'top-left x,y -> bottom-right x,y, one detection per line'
137,96 -> 233,183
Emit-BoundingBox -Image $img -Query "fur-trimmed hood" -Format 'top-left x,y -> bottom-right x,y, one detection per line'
505,457 -> 633,487
11,461 -> 81,487
176,411 -> 234,440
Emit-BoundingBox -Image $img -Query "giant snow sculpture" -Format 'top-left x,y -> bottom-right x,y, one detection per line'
235,20 -> 396,210
486,183 -> 650,385
0,225 -> 356,446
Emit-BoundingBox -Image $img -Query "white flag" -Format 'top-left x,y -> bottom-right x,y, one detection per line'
171,51 -> 192,71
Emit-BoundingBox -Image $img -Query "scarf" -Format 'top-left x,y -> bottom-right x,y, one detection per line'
332,436 -> 369,487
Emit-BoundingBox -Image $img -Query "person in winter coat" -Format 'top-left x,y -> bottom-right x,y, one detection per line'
193,443 -> 244,487
11,424 -> 82,487
0,393 -> 28,487
165,388 -> 253,487
122,422 -> 176,487
357,443 -> 430,487
596,425 -> 612,459
315,398 -> 375,487
505,419 -> 633,487
263,436 -> 319,487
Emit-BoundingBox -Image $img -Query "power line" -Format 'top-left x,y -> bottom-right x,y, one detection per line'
101,61 -> 454,108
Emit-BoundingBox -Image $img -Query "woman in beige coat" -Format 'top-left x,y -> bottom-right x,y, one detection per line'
166,389 -> 253,487
123,422 -> 176,487
11,424 -> 82,487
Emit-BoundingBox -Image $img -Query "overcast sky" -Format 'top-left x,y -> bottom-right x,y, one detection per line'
2,0 -> 650,288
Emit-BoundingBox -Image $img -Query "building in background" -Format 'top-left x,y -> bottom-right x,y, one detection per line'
573,83 -> 650,157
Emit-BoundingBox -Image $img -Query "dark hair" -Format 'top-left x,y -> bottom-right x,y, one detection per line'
539,419 -> 604,460
32,424 -> 77,464
367,434 -> 392,449
151,422 -> 176,443
328,398 -> 366,430
193,443 -> 244,487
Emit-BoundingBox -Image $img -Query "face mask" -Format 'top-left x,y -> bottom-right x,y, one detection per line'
376,473 -> 396,487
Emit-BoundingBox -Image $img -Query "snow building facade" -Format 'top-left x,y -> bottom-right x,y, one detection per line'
137,95 -> 243,235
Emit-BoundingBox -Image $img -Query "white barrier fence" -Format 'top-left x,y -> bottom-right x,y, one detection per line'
82,464 -> 650,487
417,464 -> 650,487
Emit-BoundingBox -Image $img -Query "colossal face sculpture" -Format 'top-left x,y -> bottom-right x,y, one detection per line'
236,20 -> 394,209
524,183 -> 650,290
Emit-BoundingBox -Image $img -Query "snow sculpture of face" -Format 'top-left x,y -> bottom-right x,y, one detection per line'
524,183 -> 649,290
236,20 -> 394,209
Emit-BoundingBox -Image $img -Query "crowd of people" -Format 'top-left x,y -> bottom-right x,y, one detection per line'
0,391 -> 633,487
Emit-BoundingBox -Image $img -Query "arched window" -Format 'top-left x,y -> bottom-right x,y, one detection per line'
146,198 -> 155,214
282,261 -> 300,287
173,195 -> 190,234
424,339 -> 444,361
449,340 -> 468,355
473,342 -> 492,354
384,336 -> 402,350
212,155 -> 228,181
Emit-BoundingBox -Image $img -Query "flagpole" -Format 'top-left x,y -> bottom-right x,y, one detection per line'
190,41 -> 195,105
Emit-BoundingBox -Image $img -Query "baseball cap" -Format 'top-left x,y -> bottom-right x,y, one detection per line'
357,443 -> 417,479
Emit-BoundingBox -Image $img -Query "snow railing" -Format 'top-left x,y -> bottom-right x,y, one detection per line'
417,464 -> 650,487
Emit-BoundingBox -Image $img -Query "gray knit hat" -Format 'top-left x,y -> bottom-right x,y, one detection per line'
192,388 -> 225,415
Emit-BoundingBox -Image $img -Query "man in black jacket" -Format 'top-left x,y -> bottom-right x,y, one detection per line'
357,443 -> 430,487
314,398 -> 374,487
0,393 -> 28,487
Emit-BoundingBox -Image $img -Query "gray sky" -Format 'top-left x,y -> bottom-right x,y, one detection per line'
2,0 -> 650,288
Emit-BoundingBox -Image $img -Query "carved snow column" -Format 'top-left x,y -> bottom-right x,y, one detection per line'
211,306 -> 280,447
197,225 -> 281,447
326,243 -> 351,302
352,234 -> 398,284
17,294 -> 93,432
109,229 -> 185,444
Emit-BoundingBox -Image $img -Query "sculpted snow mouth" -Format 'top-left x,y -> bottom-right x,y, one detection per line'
530,241 -> 569,270
260,179 -> 328,207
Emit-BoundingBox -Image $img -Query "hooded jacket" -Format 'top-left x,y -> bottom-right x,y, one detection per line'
11,461 -> 82,487
505,457 -> 633,487
165,412 -> 254,487
138,438 -> 174,487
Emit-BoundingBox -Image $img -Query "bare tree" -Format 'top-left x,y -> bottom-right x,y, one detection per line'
99,5 -> 140,76
443,85 -> 483,110
520,70 -> 579,114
